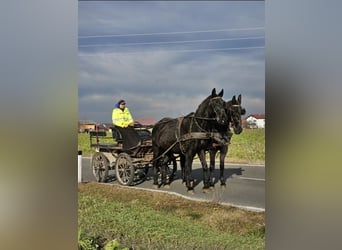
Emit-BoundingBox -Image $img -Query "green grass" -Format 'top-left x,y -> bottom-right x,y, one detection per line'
78,132 -> 115,156
78,183 -> 265,250
227,129 -> 265,164
78,128 -> 265,164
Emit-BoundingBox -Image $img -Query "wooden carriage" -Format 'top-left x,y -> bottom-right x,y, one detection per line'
90,125 -> 154,186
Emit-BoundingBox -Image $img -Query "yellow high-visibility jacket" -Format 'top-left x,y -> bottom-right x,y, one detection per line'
112,107 -> 134,128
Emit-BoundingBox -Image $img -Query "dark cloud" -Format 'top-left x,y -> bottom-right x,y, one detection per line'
78,2 -> 264,122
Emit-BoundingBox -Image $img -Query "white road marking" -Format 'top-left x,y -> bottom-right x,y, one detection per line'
237,176 -> 265,181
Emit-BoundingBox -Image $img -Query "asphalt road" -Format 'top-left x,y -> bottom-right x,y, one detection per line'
80,157 -> 264,212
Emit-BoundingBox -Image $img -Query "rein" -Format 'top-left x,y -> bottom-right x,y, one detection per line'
153,130 -> 224,162
192,116 -> 216,121
176,103 -> 221,154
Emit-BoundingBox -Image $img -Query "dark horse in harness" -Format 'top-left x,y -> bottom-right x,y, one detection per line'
198,94 -> 246,191
152,88 -> 228,192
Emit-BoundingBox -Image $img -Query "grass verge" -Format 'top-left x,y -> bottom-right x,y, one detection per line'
79,183 -> 265,250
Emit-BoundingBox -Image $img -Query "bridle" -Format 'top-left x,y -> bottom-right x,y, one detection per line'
228,104 -> 243,129
192,96 -> 226,132
209,96 -> 226,121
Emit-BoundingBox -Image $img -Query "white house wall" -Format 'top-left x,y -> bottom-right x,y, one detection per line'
256,119 -> 265,128
246,117 -> 265,129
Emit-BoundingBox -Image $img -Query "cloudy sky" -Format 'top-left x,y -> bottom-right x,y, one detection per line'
78,1 -> 264,123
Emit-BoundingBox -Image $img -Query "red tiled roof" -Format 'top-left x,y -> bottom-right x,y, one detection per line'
248,114 -> 265,119
135,117 -> 157,126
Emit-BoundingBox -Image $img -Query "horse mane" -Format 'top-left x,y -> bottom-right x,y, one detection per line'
195,88 -> 224,118
197,95 -> 210,107
195,94 -> 214,118
185,112 -> 195,118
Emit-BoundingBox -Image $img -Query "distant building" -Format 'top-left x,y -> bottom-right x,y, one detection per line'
78,120 -> 96,133
78,118 -> 157,133
134,117 -> 156,126
246,114 -> 265,129
98,123 -> 112,132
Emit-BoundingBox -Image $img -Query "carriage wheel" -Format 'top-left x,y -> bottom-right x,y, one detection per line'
115,153 -> 135,186
92,152 -> 109,182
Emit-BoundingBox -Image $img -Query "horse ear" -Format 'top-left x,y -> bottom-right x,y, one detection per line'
238,94 -> 242,103
211,88 -> 217,96
218,89 -> 224,97
232,95 -> 236,102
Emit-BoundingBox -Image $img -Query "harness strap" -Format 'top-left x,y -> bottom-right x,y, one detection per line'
176,116 -> 186,154
179,132 -> 225,144
153,107 -> 226,162
166,132 -> 224,156
153,131 -> 224,163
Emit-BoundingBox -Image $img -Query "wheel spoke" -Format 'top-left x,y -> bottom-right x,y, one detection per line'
92,153 -> 109,182
115,153 -> 134,186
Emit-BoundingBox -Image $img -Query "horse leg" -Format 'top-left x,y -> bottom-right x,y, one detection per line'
198,150 -> 210,192
153,145 -> 165,189
152,155 -> 160,189
167,153 -> 177,180
184,155 -> 195,193
180,154 -> 186,184
160,155 -> 171,188
219,145 -> 228,187
172,155 -> 177,178
209,149 -> 217,189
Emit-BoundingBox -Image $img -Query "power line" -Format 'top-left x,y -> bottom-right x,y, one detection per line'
79,27 -> 264,39
78,46 -> 265,56
79,36 -> 264,48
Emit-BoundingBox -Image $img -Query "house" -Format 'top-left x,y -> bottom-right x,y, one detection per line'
134,117 -> 156,126
78,120 -> 96,133
134,117 -> 156,130
98,123 -> 112,132
246,114 -> 265,129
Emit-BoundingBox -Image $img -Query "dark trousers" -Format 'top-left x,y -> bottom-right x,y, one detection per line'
113,126 -> 141,149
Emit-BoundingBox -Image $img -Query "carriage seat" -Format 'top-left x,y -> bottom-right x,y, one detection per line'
111,126 -> 151,150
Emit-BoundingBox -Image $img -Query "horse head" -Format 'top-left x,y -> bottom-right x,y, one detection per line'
207,88 -> 228,126
226,94 -> 246,134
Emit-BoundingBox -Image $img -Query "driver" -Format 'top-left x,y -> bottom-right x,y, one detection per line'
112,99 -> 134,128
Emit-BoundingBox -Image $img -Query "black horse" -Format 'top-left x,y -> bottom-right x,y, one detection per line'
198,94 -> 246,191
152,88 -> 228,192
152,117 -> 178,180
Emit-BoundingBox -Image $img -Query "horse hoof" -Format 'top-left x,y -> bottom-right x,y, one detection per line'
202,188 -> 211,193
164,184 -> 170,189
220,183 -> 226,189
210,186 -> 215,191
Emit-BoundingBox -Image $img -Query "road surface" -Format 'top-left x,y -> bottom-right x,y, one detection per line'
80,157 -> 265,212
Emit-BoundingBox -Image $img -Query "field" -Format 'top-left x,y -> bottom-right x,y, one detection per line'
78,128 -> 265,249
78,128 -> 265,164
